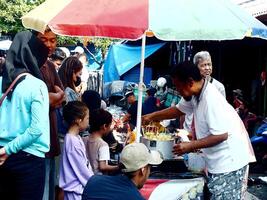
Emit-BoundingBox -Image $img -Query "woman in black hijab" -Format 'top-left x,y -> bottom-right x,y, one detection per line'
2,30 -> 48,92
0,30 -> 50,200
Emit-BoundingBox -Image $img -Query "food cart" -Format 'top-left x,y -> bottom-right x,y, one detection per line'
109,118 -> 206,199
139,123 -> 206,199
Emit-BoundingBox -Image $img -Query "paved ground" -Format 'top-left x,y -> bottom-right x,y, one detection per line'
247,163 -> 267,200
247,177 -> 267,199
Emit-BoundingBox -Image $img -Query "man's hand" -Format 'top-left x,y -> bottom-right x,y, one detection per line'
49,85 -> 65,107
142,107 -> 183,125
0,148 -> 8,166
54,85 -> 65,101
172,142 -> 193,156
142,114 -> 154,125
173,133 -> 228,156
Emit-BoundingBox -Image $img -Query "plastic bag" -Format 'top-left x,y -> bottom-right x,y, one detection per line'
187,153 -> 206,173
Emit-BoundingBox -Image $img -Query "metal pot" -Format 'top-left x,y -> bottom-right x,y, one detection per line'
141,136 -> 174,160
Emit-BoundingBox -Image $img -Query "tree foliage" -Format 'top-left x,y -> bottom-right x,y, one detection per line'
84,37 -> 119,57
56,36 -> 82,46
0,0 -> 81,45
0,0 -> 120,60
0,0 -> 45,36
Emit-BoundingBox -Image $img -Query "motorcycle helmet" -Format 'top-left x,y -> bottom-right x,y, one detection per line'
157,77 -> 167,88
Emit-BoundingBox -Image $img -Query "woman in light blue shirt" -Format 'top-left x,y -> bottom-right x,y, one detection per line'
58,56 -> 83,102
0,30 -> 50,200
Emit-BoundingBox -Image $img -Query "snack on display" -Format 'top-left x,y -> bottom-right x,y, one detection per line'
143,123 -> 191,142
126,130 -> 136,144
112,121 -> 130,144
144,132 -> 173,141
143,122 -> 173,141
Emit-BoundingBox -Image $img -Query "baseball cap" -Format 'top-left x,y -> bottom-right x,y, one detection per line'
120,90 -> 134,101
59,47 -> 70,57
233,89 -> 243,96
120,143 -> 163,172
71,46 -> 84,54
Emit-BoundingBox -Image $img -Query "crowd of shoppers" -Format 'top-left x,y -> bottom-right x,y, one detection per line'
0,27 -> 259,200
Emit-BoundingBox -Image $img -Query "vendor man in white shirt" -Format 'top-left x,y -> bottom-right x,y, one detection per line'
194,51 -> 225,97
142,61 -> 255,199
182,51 -> 226,134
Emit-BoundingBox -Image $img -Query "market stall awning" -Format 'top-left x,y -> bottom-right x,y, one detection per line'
232,0 -> 267,17
22,0 -> 267,40
103,43 -> 166,83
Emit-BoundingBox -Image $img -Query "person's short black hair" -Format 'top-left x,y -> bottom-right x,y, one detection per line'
82,90 -> 101,111
50,47 -> 66,61
63,101 -> 88,127
170,61 -> 202,83
31,27 -> 52,36
125,91 -> 134,98
119,163 -> 136,179
146,87 -> 157,96
89,109 -> 112,132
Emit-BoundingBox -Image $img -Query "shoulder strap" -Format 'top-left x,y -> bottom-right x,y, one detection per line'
0,73 -> 29,107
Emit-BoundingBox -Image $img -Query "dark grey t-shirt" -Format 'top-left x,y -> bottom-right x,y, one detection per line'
82,175 -> 145,200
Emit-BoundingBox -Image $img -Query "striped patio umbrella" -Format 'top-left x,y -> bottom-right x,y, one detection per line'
22,0 -> 267,41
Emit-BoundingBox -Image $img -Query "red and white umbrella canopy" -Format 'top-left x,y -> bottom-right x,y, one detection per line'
21,0 -> 267,140
22,0 -> 147,40
22,0 -> 267,41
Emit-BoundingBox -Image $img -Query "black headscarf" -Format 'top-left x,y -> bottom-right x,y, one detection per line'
2,30 -> 49,93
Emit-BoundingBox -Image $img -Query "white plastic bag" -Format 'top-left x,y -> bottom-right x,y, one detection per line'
188,153 -> 206,173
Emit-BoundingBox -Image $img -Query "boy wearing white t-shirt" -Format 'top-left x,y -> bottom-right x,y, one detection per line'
142,61 -> 255,199
83,109 -> 119,174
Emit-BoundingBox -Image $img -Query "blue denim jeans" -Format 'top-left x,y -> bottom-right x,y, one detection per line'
42,157 -> 56,200
0,150 -> 46,200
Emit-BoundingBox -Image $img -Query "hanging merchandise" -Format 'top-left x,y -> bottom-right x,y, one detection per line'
170,41 -> 194,65
87,70 -> 103,96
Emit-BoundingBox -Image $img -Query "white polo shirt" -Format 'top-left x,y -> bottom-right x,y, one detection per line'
183,76 -> 225,133
177,80 -> 255,174
210,77 -> 225,98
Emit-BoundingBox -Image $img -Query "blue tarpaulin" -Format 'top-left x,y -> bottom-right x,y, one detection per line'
103,43 -> 166,82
